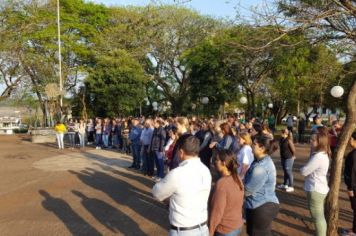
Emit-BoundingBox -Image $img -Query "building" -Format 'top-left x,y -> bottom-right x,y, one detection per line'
0,107 -> 24,135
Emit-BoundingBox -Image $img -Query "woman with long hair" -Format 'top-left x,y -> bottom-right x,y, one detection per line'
277,128 -> 296,192
236,132 -> 254,180
210,123 -> 235,151
300,127 -> 330,236
244,136 -> 279,236
209,150 -> 244,236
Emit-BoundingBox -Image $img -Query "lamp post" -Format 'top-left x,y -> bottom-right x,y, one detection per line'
57,0 -> 63,109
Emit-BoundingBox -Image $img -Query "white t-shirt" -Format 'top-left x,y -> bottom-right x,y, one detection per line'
236,145 -> 254,175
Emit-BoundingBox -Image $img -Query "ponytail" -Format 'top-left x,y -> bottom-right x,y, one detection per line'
216,150 -> 244,190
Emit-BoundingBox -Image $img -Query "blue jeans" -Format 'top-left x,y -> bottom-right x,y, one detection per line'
169,224 -> 208,236
141,145 -> 149,173
154,151 -> 165,179
214,228 -> 241,236
132,144 -> 141,167
281,158 -> 294,187
68,133 -> 75,147
103,134 -> 109,147
95,134 -> 102,147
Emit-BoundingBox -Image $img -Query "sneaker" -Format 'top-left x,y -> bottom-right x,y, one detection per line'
277,184 -> 288,189
286,187 -> 294,192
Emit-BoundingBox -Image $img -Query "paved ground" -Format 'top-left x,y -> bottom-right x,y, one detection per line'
0,135 -> 352,236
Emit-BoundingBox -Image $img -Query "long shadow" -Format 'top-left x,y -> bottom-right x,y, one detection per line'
274,217 -> 314,235
72,190 -> 146,236
68,169 -> 169,230
83,152 -> 131,168
92,163 -> 154,188
39,190 -> 102,236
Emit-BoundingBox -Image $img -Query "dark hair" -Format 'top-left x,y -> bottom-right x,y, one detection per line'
352,131 -> 356,140
216,150 -> 243,190
220,123 -> 234,136
181,136 -> 200,156
254,136 -> 273,154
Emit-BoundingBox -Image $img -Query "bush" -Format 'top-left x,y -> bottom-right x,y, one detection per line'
13,128 -> 29,134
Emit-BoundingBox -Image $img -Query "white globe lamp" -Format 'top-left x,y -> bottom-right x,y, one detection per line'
201,97 -> 209,104
268,103 -> 273,109
330,86 -> 344,98
240,96 -> 247,104
152,101 -> 158,108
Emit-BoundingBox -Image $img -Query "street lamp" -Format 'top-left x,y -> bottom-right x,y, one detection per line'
57,0 -> 63,108
330,85 -> 344,98
201,97 -> 209,104
240,96 -> 247,104
268,103 -> 273,109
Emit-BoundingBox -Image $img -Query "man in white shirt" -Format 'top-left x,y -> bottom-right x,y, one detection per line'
152,136 -> 211,236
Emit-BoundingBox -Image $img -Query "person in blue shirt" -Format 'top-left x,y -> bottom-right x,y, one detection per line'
128,118 -> 143,169
244,136 -> 279,236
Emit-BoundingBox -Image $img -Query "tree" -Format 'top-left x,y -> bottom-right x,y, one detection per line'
85,50 -> 148,117
278,0 -> 356,234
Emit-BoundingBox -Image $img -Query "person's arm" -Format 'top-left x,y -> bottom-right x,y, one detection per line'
152,170 -> 178,201
288,139 -> 296,157
159,129 -> 167,152
300,154 -> 319,176
244,166 -> 268,197
209,183 -> 227,236
200,132 -> 212,151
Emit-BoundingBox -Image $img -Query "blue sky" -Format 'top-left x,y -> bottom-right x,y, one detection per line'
89,0 -> 271,19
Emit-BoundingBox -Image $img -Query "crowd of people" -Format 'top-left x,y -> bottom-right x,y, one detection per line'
53,114 -> 356,236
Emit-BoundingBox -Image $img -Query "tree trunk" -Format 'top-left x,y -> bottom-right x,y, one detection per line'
326,80 -> 356,235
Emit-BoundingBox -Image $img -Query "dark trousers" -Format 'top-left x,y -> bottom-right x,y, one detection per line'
246,202 -> 279,236
147,151 -> 155,176
200,152 -> 212,170
350,190 -> 356,233
281,158 -> 294,187
298,129 -> 304,143
154,151 -> 165,179
131,144 -> 141,167
141,145 -> 150,173
95,134 -> 102,147
88,131 -> 94,143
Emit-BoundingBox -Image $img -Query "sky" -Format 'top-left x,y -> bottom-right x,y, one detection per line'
88,0 -> 273,20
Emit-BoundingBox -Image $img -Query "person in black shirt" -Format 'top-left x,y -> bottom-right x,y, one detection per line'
344,131 -> 356,236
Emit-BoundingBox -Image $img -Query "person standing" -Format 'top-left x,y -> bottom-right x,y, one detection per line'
140,119 -> 154,175
128,118 -> 142,169
286,114 -> 294,134
343,131 -> 356,236
102,118 -> 111,148
300,130 -> 330,236
87,119 -> 95,145
95,119 -> 103,150
170,117 -> 192,170
244,136 -> 279,236
236,132 -> 254,180
152,136 -> 211,236
298,116 -> 306,143
277,128 -> 296,192
209,150 -> 244,236
150,119 -> 167,182
67,119 -> 76,149
78,119 -> 86,149
199,122 -> 213,170
54,121 -> 66,149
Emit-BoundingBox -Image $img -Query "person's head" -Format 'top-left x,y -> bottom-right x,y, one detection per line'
252,136 -> 272,159
56,121 -> 61,125
80,119 -> 84,124
238,132 -> 252,146
311,127 -> 331,156
281,128 -> 290,139
154,118 -> 163,128
350,131 -> 356,149
168,127 -> 178,140
315,116 -> 322,125
220,122 -> 233,136
239,123 -> 246,130
132,118 -> 139,126
215,150 -> 243,190
144,119 -> 152,128
175,117 -> 189,135
178,136 -> 200,161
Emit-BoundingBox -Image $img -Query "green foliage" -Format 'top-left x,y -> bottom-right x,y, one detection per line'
85,50 -> 147,117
